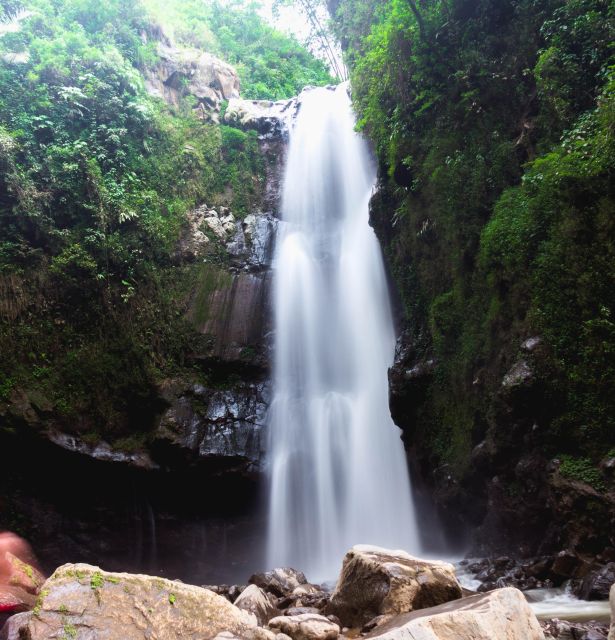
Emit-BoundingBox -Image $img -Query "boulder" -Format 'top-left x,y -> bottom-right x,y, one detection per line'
609,584 -> 615,640
18,563 -> 271,640
326,546 -> 462,627
235,584 -> 279,626
576,563 -> 615,601
250,568 -> 308,597
0,612 -> 32,640
224,98 -> 298,137
145,43 -> 240,115
365,587 -> 544,640
268,613 -> 340,640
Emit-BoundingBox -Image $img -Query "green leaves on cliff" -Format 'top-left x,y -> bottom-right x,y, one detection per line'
0,0 -> 327,435
142,0 -> 333,99
331,0 -> 615,469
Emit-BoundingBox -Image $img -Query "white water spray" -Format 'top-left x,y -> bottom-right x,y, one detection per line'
266,84 -> 420,581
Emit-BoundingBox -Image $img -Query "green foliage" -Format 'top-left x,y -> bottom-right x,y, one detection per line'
90,571 -> 104,589
332,0 -> 615,475
558,455 -> 606,491
0,0 -> 314,440
142,0 -> 333,99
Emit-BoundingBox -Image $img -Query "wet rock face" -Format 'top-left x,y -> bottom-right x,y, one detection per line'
155,380 -> 270,473
227,212 -> 279,271
576,563 -> 615,601
388,329 -> 615,565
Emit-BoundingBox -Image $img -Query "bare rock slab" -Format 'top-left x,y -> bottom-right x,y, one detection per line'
18,563 -> 271,640
326,546 -> 462,627
268,613 -> 340,640
366,587 -> 545,640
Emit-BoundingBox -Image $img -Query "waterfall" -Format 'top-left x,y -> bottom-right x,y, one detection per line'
266,84 -> 420,582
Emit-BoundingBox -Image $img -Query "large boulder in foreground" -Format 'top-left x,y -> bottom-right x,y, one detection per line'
326,546 -> 462,627
366,587 -> 544,640
14,563 -> 272,640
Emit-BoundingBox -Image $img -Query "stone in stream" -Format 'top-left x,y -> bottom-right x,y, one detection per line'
268,613 -> 340,640
364,587 -> 544,640
576,563 -> 615,601
326,546 -> 462,628
12,563 -> 274,640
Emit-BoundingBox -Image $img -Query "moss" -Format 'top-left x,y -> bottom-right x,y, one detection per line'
62,623 -> 77,639
33,589 -> 49,617
558,455 -> 606,492
188,264 -> 233,329
90,571 -> 104,590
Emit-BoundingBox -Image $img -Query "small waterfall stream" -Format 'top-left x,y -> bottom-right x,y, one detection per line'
267,84 -> 420,581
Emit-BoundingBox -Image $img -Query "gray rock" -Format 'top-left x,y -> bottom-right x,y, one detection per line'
235,584 -> 279,626
522,336 -> 542,352
226,212 -> 279,270
250,568 -> 308,597
577,563 -> 615,601
224,98 -> 299,138
502,359 -> 533,388
365,588 -> 544,640
286,607 -> 322,616
0,612 -> 32,640
268,614 -> 340,640
47,431 -> 157,469
145,43 -> 240,116
155,381 -> 269,472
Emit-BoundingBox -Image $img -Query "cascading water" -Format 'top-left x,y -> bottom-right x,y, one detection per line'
267,84 -> 420,581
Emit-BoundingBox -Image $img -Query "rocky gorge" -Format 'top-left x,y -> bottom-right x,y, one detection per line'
1,0 -> 614,636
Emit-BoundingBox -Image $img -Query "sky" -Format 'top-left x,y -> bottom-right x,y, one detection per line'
257,0 -> 312,40
256,0 -> 346,79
